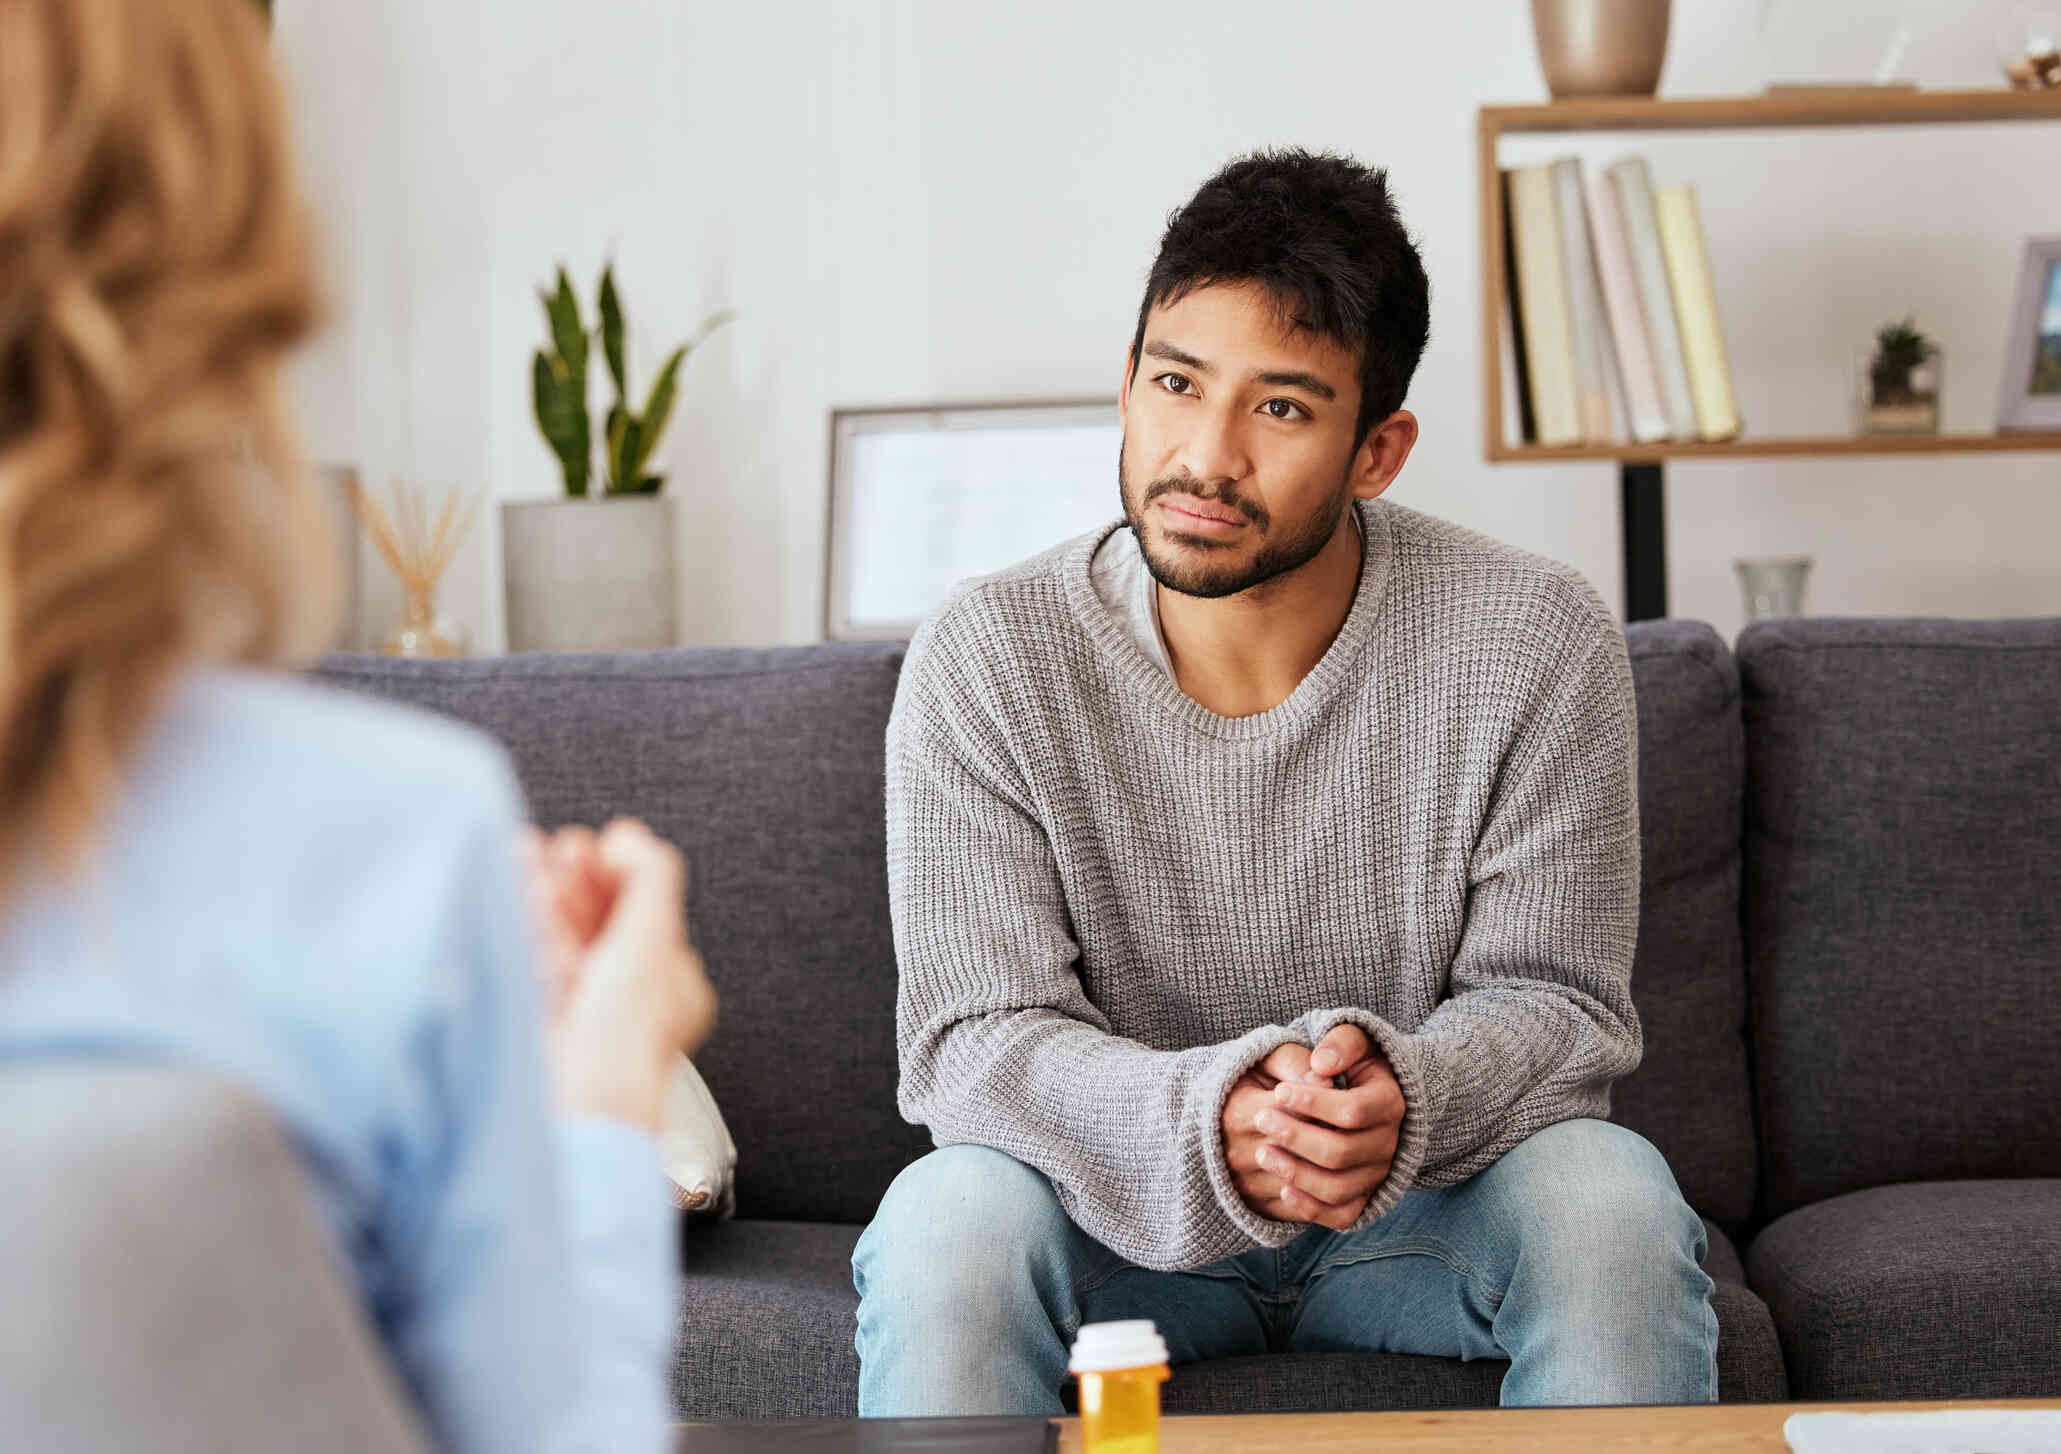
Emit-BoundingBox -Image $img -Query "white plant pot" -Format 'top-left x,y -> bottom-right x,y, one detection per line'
502,495 -> 677,652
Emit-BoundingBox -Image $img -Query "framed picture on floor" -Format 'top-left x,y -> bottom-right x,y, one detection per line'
823,399 -> 1121,641
1997,235 -> 2061,431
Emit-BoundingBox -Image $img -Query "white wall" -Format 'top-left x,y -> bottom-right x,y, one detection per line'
276,0 -> 2061,651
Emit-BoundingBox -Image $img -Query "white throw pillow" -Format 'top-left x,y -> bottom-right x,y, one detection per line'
658,1054 -> 736,1219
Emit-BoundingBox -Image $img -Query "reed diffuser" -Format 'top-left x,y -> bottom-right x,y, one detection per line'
345,477 -> 482,657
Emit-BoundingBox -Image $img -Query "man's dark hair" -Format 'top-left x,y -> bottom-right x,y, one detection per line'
1129,148 -> 1431,448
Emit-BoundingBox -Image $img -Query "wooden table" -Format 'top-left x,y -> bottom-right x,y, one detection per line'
1054,1398 -> 2061,1452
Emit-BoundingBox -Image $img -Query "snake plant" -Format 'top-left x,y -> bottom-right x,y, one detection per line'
531,261 -> 734,498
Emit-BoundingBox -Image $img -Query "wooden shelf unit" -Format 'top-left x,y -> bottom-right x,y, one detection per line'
1492,430 -> 2061,465
1475,87 -> 2061,617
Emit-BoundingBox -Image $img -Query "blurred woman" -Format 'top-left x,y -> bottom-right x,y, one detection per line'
0,0 -> 712,1448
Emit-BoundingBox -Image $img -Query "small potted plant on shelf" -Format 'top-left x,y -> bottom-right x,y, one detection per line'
503,261 -> 733,652
1859,316 -> 1940,435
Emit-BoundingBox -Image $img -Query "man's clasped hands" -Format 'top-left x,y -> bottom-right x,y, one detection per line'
1223,1025 -> 1406,1231
514,812 -> 1404,1230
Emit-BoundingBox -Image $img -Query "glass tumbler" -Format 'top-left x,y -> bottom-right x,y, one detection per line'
1734,555 -> 1813,622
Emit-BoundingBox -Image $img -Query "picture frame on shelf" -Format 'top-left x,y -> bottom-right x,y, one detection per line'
822,399 -> 1119,642
1997,235 -> 2061,431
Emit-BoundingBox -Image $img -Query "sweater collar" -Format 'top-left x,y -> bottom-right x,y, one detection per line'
1065,496 -> 1396,741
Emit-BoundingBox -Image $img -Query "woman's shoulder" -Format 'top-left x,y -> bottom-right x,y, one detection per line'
101,666 -> 531,943
1,667 -> 538,1156
149,666 -> 523,826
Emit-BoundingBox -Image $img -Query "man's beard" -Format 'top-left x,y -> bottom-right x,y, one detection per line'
1117,440 -> 1355,600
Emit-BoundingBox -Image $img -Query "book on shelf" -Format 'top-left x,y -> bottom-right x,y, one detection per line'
1549,158 -> 1618,443
1605,157 -> 1699,442
1654,183 -> 1742,441
1501,155 -> 1742,448
1586,166 -> 1672,443
1499,170 -> 1538,444
1504,162 -> 1580,445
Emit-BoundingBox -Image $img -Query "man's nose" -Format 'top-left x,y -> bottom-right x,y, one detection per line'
1172,406 -> 1251,488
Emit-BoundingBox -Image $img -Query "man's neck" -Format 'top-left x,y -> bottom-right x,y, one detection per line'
1155,505 -> 1366,719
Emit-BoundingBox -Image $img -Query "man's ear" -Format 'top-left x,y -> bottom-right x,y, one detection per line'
1118,345 -> 1136,416
1351,409 -> 1418,501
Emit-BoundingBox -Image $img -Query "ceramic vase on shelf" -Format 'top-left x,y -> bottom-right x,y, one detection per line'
502,495 -> 677,653
1531,0 -> 1671,98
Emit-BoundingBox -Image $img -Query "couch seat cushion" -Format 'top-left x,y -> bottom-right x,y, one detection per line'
674,1216 -> 1782,1418
675,1220 -> 867,1419
1746,1179 -> 2061,1400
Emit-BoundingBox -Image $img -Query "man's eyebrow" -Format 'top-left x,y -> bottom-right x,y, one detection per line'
1252,368 -> 1337,402
1143,340 -> 1212,373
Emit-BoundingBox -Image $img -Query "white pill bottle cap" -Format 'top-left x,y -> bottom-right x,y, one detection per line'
1068,1319 -> 1170,1373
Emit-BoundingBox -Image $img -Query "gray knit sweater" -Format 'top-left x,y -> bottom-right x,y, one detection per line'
885,496 -> 1642,1272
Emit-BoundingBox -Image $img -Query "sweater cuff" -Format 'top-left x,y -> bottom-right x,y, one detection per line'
1301,1008 -> 1448,1229
1195,1026 -> 1340,1253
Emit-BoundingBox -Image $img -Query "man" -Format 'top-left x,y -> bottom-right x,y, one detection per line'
853,149 -> 1716,1415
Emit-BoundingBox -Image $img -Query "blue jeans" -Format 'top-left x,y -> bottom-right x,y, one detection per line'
852,1118 -> 1717,1415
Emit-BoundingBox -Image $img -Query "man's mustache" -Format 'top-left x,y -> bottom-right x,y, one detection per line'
1141,475 -> 1269,531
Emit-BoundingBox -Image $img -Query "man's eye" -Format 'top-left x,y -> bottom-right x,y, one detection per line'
1263,399 -> 1306,421
1155,373 -> 1194,396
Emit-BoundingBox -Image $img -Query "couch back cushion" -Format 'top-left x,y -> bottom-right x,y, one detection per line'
1612,621 -> 1756,1233
1739,618 -> 2061,1221
314,647 -> 928,1224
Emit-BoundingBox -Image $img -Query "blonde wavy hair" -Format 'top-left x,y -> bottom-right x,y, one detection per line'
0,0 -> 338,896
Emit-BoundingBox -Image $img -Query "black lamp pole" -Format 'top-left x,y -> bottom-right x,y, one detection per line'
1620,461 -> 1668,622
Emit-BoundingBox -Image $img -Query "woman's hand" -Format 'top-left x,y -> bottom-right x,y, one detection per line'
519,818 -> 717,1132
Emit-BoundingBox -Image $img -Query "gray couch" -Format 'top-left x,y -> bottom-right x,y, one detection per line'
313,614 -> 2061,1417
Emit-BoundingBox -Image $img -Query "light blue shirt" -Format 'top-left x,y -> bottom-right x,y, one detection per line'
0,668 -> 672,1453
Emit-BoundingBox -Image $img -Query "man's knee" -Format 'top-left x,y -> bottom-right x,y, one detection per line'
854,1145 -> 1074,1312
1500,1120 -> 1706,1292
